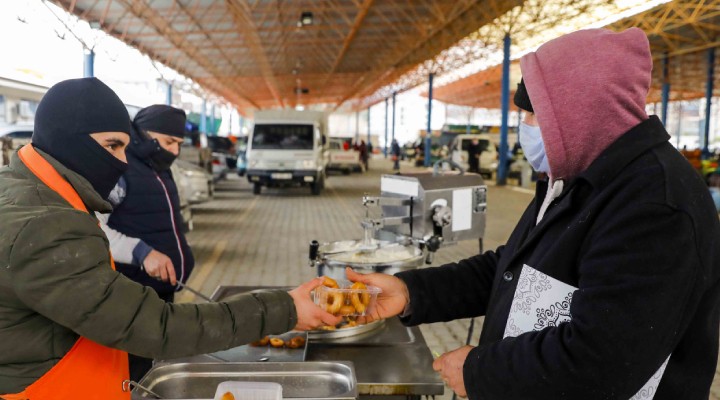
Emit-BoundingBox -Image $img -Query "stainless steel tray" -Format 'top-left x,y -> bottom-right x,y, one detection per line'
135,361 -> 357,399
160,331 -> 308,363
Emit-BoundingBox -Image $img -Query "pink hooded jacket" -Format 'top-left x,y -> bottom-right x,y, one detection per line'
520,28 -> 653,180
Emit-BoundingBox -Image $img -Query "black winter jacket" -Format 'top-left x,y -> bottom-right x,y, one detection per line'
397,117 -> 720,399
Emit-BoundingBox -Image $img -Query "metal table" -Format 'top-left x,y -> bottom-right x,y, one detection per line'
194,285 -> 444,398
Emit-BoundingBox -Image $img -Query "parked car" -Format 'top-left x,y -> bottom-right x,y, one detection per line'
207,136 -> 238,169
0,124 -> 33,165
180,131 -> 212,173
173,159 -> 214,205
327,137 -> 362,174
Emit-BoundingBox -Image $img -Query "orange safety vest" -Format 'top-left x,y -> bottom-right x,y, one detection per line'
1,144 -> 129,400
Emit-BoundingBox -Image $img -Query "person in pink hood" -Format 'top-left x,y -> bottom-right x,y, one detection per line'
346,28 -> 720,399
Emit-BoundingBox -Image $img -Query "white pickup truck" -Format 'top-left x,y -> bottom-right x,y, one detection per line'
327,138 -> 363,174
246,110 -> 329,195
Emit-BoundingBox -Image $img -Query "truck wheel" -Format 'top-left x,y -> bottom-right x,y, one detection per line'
253,183 -> 262,195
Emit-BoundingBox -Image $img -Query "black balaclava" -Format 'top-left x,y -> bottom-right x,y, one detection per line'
32,78 -> 131,200
131,104 -> 186,171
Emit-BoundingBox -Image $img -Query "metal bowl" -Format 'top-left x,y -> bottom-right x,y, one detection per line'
308,319 -> 385,340
317,240 -> 425,280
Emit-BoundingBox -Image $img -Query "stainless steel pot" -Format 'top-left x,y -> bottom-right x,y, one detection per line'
315,239 -> 425,280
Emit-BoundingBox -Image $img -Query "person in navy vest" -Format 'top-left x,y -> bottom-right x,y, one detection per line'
97,104 -> 192,381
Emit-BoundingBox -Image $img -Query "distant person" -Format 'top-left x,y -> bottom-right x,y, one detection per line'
359,140 -> 369,171
467,139 -> 481,173
343,139 -> 350,151
0,78 -> 340,398
391,139 -> 401,170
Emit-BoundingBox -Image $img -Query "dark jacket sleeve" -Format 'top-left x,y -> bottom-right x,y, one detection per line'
395,246 -> 503,325
464,203 -> 702,399
9,211 -> 297,359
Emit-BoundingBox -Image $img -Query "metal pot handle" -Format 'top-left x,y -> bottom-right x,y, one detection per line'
122,379 -> 163,399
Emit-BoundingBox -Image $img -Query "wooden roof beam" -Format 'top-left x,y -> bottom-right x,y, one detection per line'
115,0 -> 261,109
226,0 -> 284,108
319,0 -> 374,96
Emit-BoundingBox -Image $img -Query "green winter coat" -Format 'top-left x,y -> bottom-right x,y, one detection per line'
0,149 -> 297,393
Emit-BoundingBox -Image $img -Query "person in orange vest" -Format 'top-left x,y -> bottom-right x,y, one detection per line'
0,78 -> 340,399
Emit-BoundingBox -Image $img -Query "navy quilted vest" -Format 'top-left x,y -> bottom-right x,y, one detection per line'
108,151 -> 194,295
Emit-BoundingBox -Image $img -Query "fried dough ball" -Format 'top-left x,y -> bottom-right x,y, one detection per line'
269,337 -> 285,348
250,336 -> 270,347
338,305 -> 356,316
220,392 -> 235,400
350,282 -> 370,314
318,325 -> 336,331
322,276 -> 339,288
325,291 -> 345,314
286,336 -> 306,349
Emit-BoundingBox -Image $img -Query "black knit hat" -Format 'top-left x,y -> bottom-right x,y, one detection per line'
514,78 -> 533,113
32,77 -> 131,200
133,105 -> 186,138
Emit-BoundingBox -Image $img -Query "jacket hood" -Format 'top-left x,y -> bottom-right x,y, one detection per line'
519,28 -> 652,180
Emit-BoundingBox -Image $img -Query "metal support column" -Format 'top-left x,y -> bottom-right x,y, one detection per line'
391,92 -> 397,143
166,82 -> 172,106
83,49 -> 94,78
497,33 -> 511,185
466,107 -> 472,134
704,47 -> 715,156
210,105 -> 216,135
384,98 -> 389,158
355,111 -> 360,143
200,100 -> 207,134
425,73 -> 434,167
367,108 -> 371,146
661,53 -> 670,126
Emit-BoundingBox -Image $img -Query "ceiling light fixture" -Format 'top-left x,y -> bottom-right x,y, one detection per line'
299,11 -> 313,27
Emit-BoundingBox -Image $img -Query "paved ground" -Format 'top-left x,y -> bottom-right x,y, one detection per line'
176,156 -> 720,399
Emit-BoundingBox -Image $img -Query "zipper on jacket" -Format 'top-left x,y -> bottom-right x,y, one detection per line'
154,172 -> 185,285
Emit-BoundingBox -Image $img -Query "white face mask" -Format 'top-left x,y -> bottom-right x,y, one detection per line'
519,122 -> 550,173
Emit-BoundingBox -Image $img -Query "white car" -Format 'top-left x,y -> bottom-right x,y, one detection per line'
327,138 -> 362,174
0,124 -> 34,165
173,159 -> 213,205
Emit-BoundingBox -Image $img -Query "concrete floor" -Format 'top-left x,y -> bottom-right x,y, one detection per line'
176,157 -> 720,399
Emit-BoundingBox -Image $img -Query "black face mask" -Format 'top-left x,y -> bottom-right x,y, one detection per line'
34,135 -> 129,200
131,133 -> 177,172
149,147 -> 178,171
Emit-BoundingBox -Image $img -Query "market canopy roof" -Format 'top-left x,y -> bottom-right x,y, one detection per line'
426,0 -> 720,109
50,0 -> 524,112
